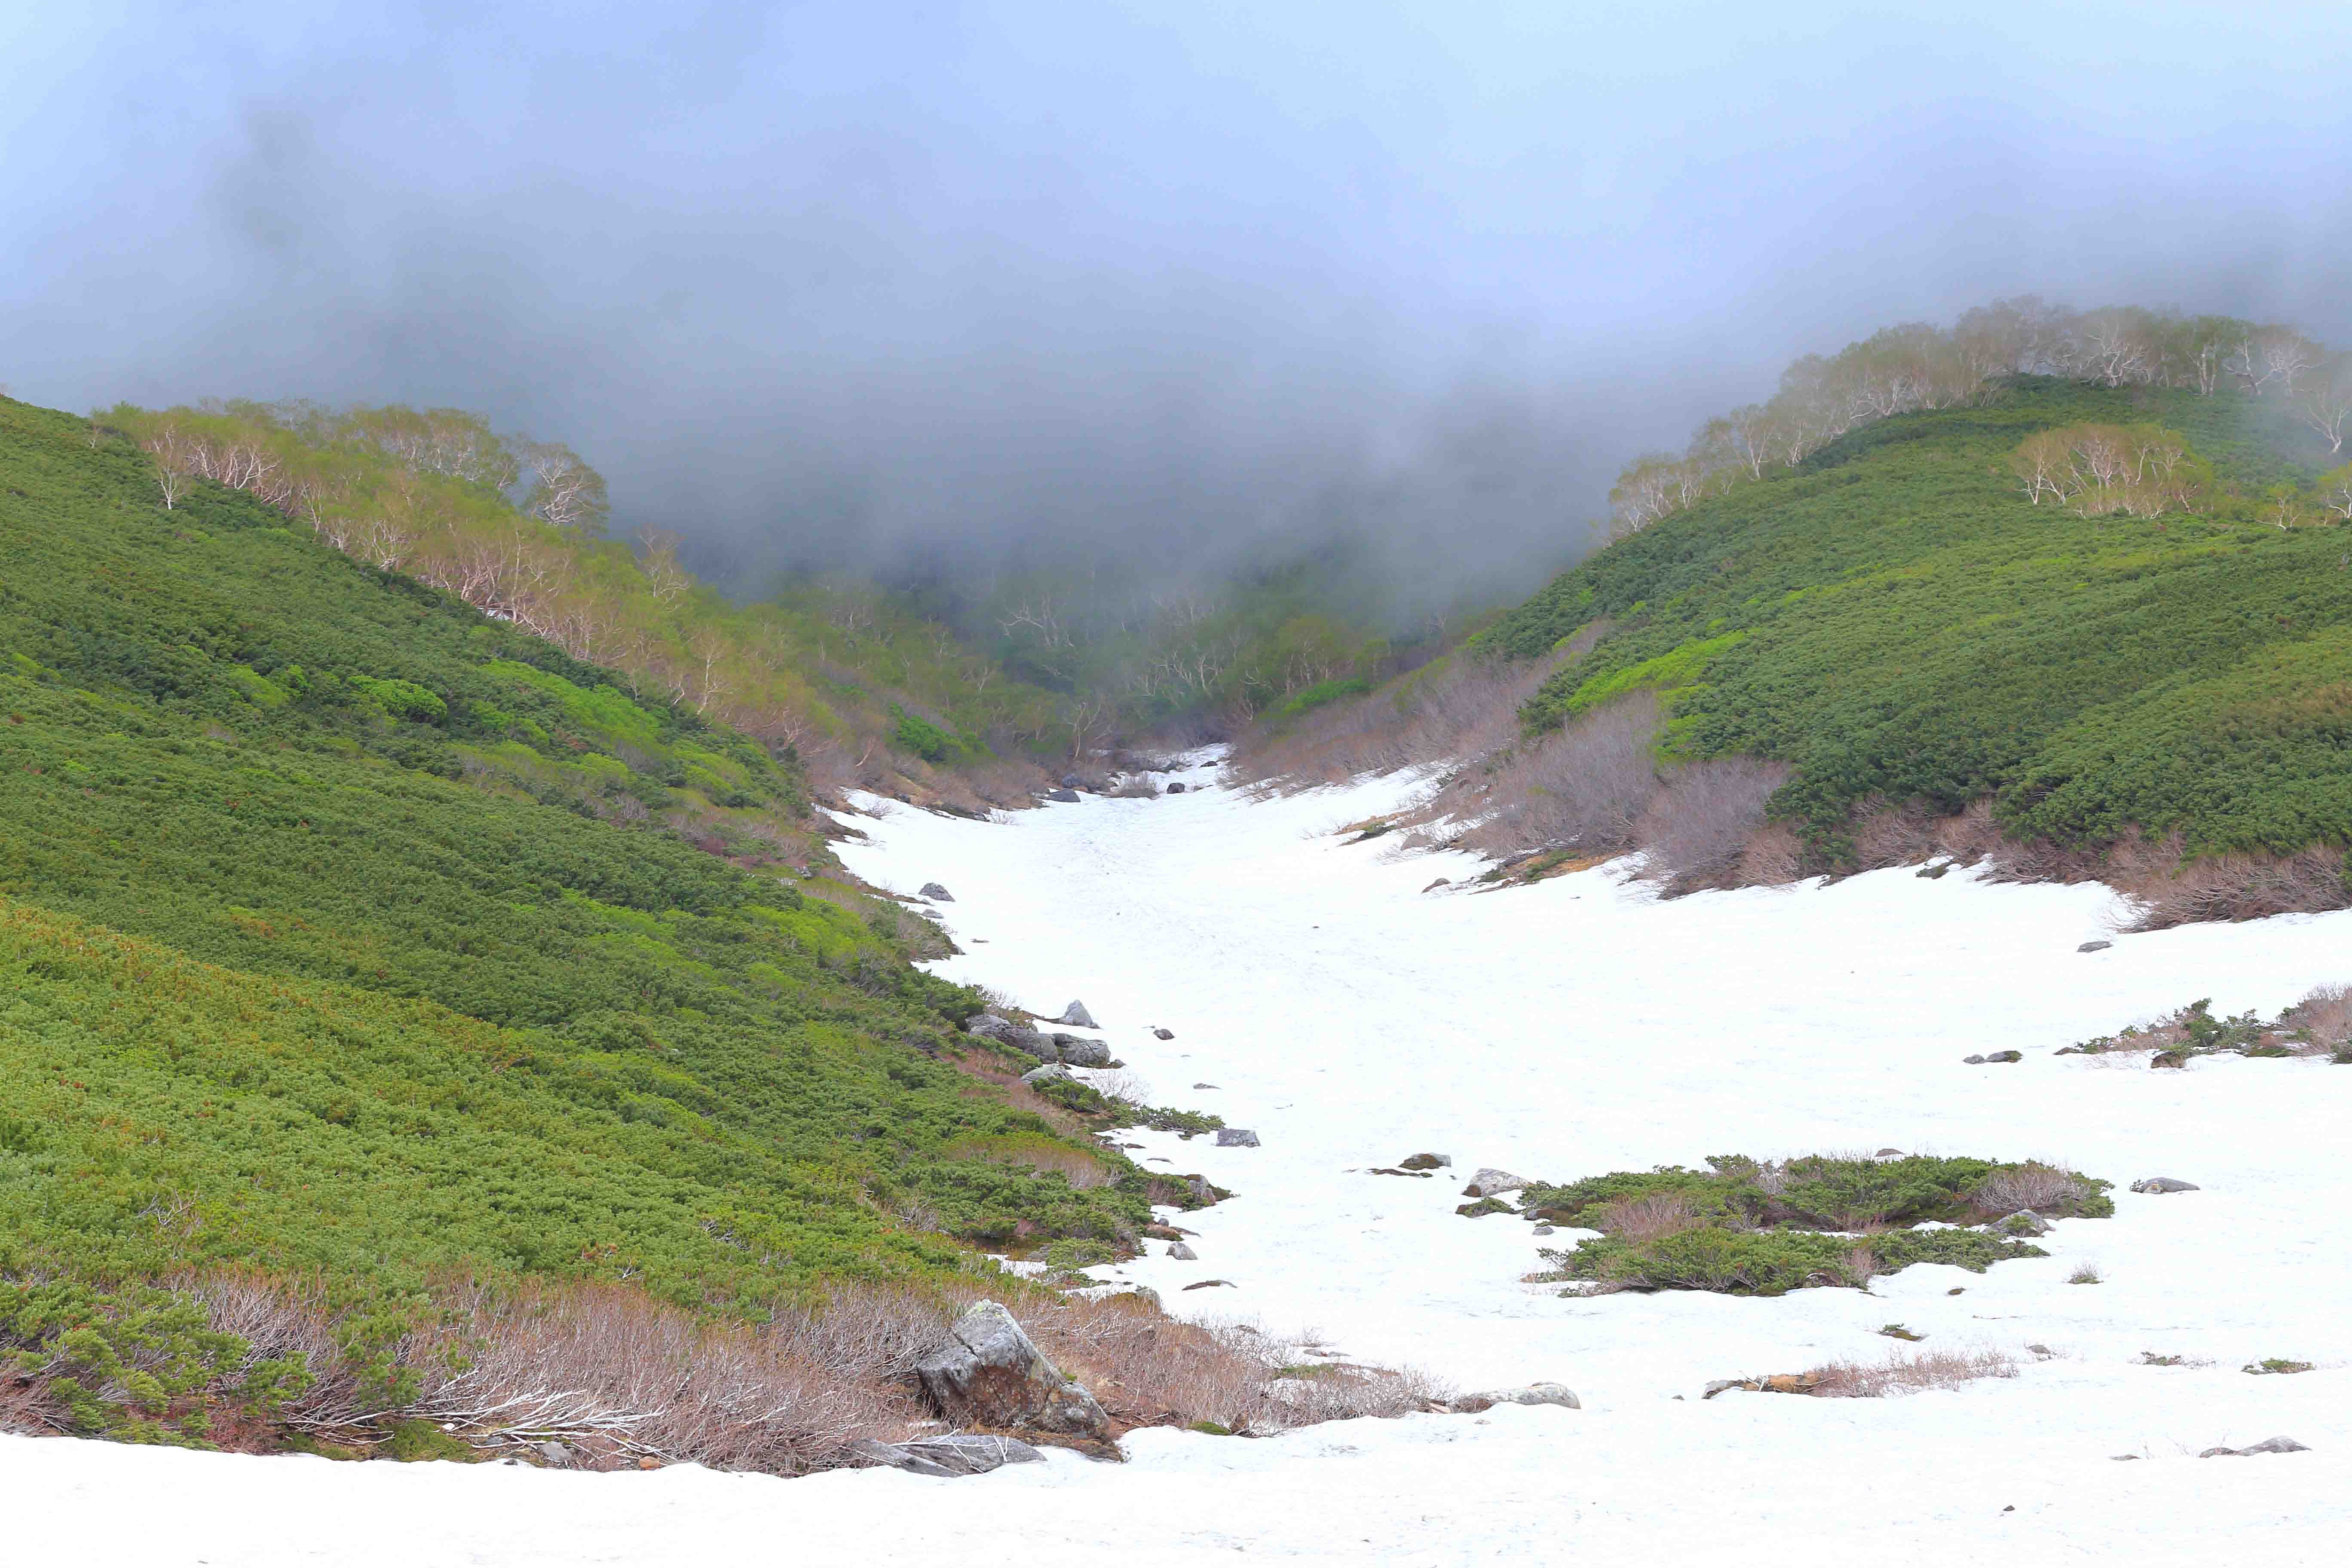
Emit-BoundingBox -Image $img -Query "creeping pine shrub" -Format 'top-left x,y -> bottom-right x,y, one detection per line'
2061,985 -> 2352,1063
1523,1153 -> 2105,1296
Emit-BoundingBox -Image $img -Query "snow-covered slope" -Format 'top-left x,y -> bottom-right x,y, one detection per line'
10,760 -> 2349,1565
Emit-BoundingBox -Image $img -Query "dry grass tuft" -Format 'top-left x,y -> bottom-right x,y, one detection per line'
1807,1345 -> 2017,1399
1588,1192 -> 1703,1244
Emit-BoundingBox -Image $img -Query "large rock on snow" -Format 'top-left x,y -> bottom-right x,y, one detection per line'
1045,788 -> 1081,803
1054,1000 -> 1099,1028
919,882 -> 955,902
2131,1177 -> 2200,1194
1152,1026 -> 1176,1040
915,1301 -> 1110,1437
1214,1128 -> 1260,1148
845,1434 -> 1044,1476
1462,1168 -> 1528,1198
1051,1032 -> 1111,1068
1167,1241 -> 1197,1261
1399,1153 -> 1452,1170
1165,781 -> 1186,793
1448,1382 -> 1580,1414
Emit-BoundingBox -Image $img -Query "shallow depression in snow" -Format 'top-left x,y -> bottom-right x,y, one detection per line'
12,758 -> 2351,1565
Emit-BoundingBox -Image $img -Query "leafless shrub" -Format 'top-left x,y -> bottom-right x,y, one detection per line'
1634,756 -> 1792,891
1969,1162 -> 2093,1218
1736,820 -> 1805,884
1110,777 -> 1161,799
1851,799 -> 1943,870
1086,1068 -> 1154,1104
1588,1193 -> 1702,1244
1407,692 -> 1662,862
1807,1345 -> 2017,1399
2113,842 -> 2350,929
2278,983 -> 2352,1055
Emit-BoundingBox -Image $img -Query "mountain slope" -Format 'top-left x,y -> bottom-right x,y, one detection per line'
1481,379 -> 2352,879
0,391 -> 1148,1333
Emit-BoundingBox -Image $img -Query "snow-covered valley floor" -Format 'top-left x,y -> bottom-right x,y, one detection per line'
10,762 -> 2351,1565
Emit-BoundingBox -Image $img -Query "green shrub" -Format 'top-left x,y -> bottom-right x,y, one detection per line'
1481,380 -> 2352,863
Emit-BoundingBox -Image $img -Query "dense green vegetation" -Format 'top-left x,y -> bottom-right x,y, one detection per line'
1522,1154 -> 2110,1295
0,392 -> 1153,1345
1485,379 -> 2352,860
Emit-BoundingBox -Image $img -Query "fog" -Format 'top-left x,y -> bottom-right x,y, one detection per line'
6,2 -> 2351,611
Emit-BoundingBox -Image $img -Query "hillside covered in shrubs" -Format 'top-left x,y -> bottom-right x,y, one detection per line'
0,393 -> 1188,1458
1240,303 -> 2352,925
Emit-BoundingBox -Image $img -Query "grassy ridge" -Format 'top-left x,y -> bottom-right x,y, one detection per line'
0,393 -> 1147,1326
1485,380 -> 2352,858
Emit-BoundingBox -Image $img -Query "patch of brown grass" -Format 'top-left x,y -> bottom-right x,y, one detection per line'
1588,1192 -> 1703,1244
1807,1345 -> 2018,1399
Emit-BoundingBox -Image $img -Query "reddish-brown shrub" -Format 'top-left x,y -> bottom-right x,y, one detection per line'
1634,756 -> 1792,891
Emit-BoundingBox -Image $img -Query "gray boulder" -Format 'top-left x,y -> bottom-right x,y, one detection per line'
2077,940 -> 2112,952
1020,1063 -> 1072,1087
1045,788 -> 1081,803
2131,1177 -> 2200,1194
1463,1168 -> 1528,1198
1060,774 -> 1085,790
1152,1027 -> 1176,1040
1054,1000 -> 1099,1028
1963,1054 -> 1985,1064
1051,1033 -> 1111,1068
1449,1382 -> 1580,1415
1167,1241 -> 1197,1261
1166,782 -> 1186,793
1874,1148 -> 1907,1158
1988,1210 -> 2052,1237
915,1301 -> 1110,1437
919,882 -> 955,902
1186,1175 -> 1216,1203
1214,1128 -> 1260,1148
1399,1153 -> 1452,1170
845,1434 -> 1044,1477
533,1441 -> 572,1466
965,1013 -> 1017,1041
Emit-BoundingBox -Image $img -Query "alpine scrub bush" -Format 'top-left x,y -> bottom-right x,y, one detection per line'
1463,379 -> 2352,906
1522,1154 -> 2109,1296
2057,986 -> 2352,1063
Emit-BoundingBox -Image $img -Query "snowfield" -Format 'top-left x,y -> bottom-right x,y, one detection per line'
10,760 -> 2350,1565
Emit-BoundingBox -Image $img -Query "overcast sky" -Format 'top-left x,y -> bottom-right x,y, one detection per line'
6,2 -> 2350,603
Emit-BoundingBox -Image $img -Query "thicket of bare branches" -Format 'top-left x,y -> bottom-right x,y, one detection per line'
2,1272 -> 1446,1469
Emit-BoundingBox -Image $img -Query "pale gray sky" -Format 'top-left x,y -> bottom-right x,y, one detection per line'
6,2 -> 2348,599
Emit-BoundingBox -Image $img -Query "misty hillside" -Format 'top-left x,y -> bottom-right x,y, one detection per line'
0,390 -> 1202,1455
1245,313 -> 2352,924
